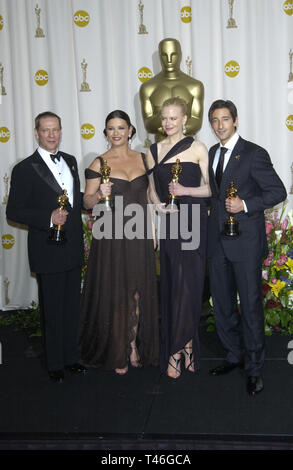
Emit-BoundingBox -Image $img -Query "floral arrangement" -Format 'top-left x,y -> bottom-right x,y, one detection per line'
262,202 -> 293,335
206,201 -> 293,335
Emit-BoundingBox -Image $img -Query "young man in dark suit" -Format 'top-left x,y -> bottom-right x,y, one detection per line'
207,100 -> 287,395
6,111 -> 86,383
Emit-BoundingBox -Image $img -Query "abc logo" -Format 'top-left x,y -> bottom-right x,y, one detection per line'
181,6 -> 192,23
81,123 -> 95,140
34,69 -> 49,86
0,15 -> 4,30
225,60 -> 240,78
286,115 -> 293,131
73,10 -> 90,27
2,234 -> 15,250
138,67 -> 153,83
283,0 -> 293,15
0,127 -> 10,143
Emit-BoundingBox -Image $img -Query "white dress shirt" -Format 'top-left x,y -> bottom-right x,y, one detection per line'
212,132 -> 240,174
212,132 -> 247,212
37,146 -> 74,207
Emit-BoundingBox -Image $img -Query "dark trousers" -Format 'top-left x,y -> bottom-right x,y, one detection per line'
208,243 -> 265,376
37,267 -> 81,371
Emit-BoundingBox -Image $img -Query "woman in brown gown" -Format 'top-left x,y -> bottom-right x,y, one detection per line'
79,110 -> 159,375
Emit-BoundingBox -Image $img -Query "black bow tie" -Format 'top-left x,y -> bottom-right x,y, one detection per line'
50,152 -> 61,163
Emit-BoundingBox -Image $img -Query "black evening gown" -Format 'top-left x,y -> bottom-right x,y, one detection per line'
150,137 -> 207,372
79,155 -> 159,370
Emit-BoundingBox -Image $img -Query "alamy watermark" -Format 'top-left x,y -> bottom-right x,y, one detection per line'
92,196 -> 200,251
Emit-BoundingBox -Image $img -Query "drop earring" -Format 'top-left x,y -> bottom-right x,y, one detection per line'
128,135 -> 132,148
182,124 -> 186,135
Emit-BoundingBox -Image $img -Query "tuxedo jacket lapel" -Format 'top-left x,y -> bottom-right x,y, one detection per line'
209,144 -> 220,195
221,137 -> 245,190
62,154 -> 79,209
31,151 -> 63,195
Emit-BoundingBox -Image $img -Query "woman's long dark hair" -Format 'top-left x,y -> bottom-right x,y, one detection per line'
103,110 -> 136,139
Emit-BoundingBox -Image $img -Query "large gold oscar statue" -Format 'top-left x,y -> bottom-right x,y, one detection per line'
139,38 -> 204,142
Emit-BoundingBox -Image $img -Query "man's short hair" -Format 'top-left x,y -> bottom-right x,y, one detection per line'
35,111 -> 62,130
208,100 -> 238,124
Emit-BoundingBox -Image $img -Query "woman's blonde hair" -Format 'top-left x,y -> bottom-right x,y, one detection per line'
162,96 -> 188,116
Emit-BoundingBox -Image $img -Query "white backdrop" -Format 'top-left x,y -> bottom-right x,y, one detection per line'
0,0 -> 292,309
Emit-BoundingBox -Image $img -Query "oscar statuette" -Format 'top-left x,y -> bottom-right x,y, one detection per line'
48,190 -> 69,244
166,158 -> 182,210
100,159 -> 113,212
35,3 -> 45,37
223,181 -> 241,237
2,173 -> 9,204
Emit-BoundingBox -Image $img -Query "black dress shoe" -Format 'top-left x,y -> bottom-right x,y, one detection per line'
209,361 -> 243,376
65,363 -> 87,374
247,376 -> 264,396
49,370 -> 64,383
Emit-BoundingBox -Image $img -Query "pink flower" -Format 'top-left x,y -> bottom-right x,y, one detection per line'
276,253 -> 288,265
271,278 -> 277,284
87,220 -> 94,230
265,222 -> 274,235
263,257 -> 272,266
262,270 -> 268,280
281,218 -> 288,230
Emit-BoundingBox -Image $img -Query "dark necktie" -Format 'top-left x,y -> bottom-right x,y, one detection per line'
215,147 -> 228,187
50,151 -> 61,163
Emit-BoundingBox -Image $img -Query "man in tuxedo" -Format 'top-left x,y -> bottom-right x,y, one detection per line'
6,111 -> 86,383
207,100 -> 287,395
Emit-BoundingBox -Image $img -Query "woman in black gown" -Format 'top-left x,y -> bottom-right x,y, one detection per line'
79,110 -> 159,375
146,97 -> 211,379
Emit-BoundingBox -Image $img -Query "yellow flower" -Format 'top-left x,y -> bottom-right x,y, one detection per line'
274,264 -> 287,271
268,280 -> 286,297
286,258 -> 293,273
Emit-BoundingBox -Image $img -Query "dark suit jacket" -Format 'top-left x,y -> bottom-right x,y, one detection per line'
208,137 -> 287,262
6,150 -> 84,274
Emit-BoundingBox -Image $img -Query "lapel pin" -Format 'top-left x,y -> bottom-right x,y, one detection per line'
234,155 -> 240,160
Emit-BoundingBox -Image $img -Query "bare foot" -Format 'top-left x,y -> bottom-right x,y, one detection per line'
115,365 -> 128,375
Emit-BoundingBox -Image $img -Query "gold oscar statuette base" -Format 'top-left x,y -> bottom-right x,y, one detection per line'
100,196 -> 114,212
166,194 -> 179,210
48,225 -> 67,244
222,215 -> 240,238
227,18 -> 237,28
35,27 -> 45,38
138,24 -> 148,34
80,82 -> 91,92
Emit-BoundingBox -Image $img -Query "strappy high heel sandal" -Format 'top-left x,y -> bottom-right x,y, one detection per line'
183,346 -> 195,373
167,354 -> 182,379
